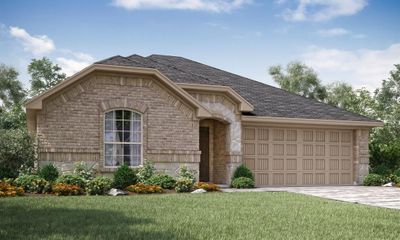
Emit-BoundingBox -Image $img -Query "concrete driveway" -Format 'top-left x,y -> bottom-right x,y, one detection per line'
223,186 -> 400,209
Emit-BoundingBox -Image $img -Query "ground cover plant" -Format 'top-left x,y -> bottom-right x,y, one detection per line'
1,192 -> 400,240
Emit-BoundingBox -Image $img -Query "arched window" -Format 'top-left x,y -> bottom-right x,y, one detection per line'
104,110 -> 142,167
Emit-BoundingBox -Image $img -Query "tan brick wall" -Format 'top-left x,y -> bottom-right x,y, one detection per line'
36,73 -> 200,173
354,129 -> 370,184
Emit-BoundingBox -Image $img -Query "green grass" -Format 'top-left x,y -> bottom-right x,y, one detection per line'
1,192 -> 400,240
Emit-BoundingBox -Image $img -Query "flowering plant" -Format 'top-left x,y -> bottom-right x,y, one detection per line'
52,183 -> 84,196
0,181 -> 24,197
126,183 -> 163,194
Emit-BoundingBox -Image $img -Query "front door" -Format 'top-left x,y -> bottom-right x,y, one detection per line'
199,127 -> 210,182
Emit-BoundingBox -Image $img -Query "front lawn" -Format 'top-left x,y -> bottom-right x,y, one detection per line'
1,192 -> 400,240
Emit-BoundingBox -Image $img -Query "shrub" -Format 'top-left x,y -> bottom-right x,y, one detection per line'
136,161 -> 155,183
56,174 -> 86,188
363,174 -> 384,186
126,183 -> 163,194
74,161 -> 94,181
175,177 -> 194,193
232,164 -> 254,181
0,129 -> 36,179
38,164 -> 59,182
86,176 -> 112,195
145,174 -> 176,189
393,168 -> 400,177
113,165 -> 137,189
231,177 -> 255,189
52,183 -> 84,196
14,174 -> 50,193
177,166 -> 196,184
0,181 -> 24,197
195,182 -> 220,192
371,165 -> 391,176
370,140 -> 400,173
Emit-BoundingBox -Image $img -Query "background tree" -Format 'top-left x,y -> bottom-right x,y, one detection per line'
28,57 -> 66,96
269,61 -> 327,101
0,64 -> 26,109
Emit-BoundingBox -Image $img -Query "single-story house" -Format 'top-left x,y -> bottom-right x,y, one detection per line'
25,54 -> 383,186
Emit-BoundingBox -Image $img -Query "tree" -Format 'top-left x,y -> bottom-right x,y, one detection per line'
28,57 -> 66,96
0,64 -> 26,109
269,61 -> 327,101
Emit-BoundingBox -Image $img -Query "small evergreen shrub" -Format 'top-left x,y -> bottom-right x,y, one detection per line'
86,176 -> 112,195
175,177 -> 194,193
112,165 -> 137,189
0,181 -> 24,197
177,166 -> 196,184
195,182 -> 220,192
136,161 -> 155,183
38,164 -> 59,182
231,177 -> 255,189
126,183 -> 163,194
363,174 -> 384,186
14,174 -> 50,193
74,161 -> 94,181
233,164 -> 254,181
52,183 -> 84,196
56,174 -> 86,188
145,174 -> 176,189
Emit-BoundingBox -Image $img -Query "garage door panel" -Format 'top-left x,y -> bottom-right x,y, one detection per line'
243,127 -> 353,186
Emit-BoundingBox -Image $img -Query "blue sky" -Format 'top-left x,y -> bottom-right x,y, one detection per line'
1,0 -> 400,90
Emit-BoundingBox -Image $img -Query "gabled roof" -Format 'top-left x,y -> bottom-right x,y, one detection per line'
96,54 -> 381,124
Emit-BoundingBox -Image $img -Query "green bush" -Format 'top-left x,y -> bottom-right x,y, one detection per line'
56,174 -> 86,188
0,129 -> 36,179
73,161 -> 94,181
86,176 -> 112,195
38,164 -> 59,182
175,177 -> 194,193
232,164 -> 254,181
393,168 -> 400,177
136,161 -> 155,183
363,174 -> 384,186
370,140 -> 400,173
371,164 -> 391,176
177,166 -> 196,184
145,174 -> 176,189
231,177 -> 255,189
113,165 -> 137,189
14,174 -> 50,193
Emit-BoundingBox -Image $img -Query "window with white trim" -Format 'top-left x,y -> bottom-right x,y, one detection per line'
104,110 -> 142,167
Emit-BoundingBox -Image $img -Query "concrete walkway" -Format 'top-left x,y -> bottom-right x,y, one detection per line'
222,186 -> 400,210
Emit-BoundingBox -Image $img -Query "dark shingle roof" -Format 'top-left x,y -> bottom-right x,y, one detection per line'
96,54 -> 379,122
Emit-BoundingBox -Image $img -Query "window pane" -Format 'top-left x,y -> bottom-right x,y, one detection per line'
132,144 -> 141,156
132,156 -> 140,166
123,110 -> 131,120
105,144 -> 114,155
132,121 -> 141,131
105,112 -> 114,120
123,121 -> 131,131
105,155 -> 113,166
115,156 -> 123,166
123,132 -> 131,142
124,155 -> 131,166
115,110 -> 123,120
115,121 -> 123,131
115,131 -> 123,142
105,131 -> 114,142
123,144 -> 131,155
131,132 -> 141,142
132,112 -> 140,120
105,120 -> 113,131
115,144 -> 124,155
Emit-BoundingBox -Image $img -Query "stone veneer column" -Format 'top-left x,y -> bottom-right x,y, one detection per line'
354,129 -> 370,185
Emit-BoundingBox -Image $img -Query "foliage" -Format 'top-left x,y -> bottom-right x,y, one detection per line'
0,181 -> 24,197
28,57 -> 66,96
231,177 -> 255,189
269,61 -> 327,101
136,160 -> 155,183
86,176 -> 112,195
363,174 -> 384,186
369,140 -> 400,172
370,164 -> 391,176
0,104 -> 26,130
73,161 -> 94,181
232,164 -> 254,181
112,165 -> 137,189
52,183 -> 84,196
126,183 -> 163,194
38,164 -> 59,182
176,166 -> 196,184
14,174 -> 50,193
0,129 -> 36,179
0,64 -> 26,109
145,173 -> 176,189
175,177 -> 194,193
194,182 -> 220,192
56,174 -> 86,188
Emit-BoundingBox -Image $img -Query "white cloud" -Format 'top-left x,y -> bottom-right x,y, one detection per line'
282,0 -> 368,22
57,51 -> 94,76
302,43 -> 400,90
112,0 -> 252,12
9,26 -> 55,56
317,28 -> 349,37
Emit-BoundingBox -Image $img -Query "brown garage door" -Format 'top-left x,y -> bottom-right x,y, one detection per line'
242,126 -> 353,186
